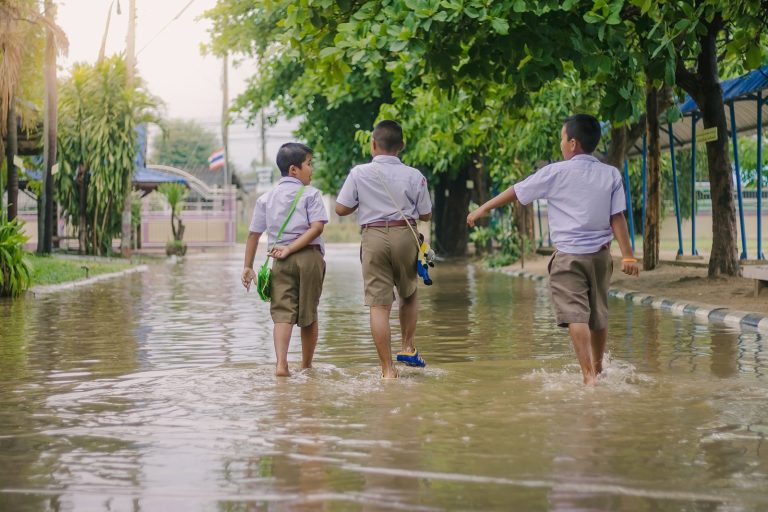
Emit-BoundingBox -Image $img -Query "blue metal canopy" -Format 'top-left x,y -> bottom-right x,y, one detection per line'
678,66 -> 768,115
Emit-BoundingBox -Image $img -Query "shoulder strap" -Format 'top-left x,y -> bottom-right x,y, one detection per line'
373,169 -> 422,247
264,185 -> 305,264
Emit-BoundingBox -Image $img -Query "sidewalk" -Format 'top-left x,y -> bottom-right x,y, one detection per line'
496,248 -> 768,332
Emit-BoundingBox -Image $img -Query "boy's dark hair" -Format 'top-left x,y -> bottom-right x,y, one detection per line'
563,114 -> 602,153
276,142 -> 313,176
372,120 -> 404,153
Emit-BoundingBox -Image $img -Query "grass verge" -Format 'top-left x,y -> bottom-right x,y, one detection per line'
26,254 -> 133,286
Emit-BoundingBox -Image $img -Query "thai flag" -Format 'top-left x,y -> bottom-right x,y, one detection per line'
208,148 -> 225,171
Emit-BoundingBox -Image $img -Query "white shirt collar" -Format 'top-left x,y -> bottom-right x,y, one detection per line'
372,155 -> 402,164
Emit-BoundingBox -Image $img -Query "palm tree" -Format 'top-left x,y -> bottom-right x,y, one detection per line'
1,0 -> 67,220
157,182 -> 188,255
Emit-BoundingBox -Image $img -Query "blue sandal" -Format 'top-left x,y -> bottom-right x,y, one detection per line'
396,349 -> 426,367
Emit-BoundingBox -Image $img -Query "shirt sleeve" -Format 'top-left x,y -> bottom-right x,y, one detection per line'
610,168 -> 627,215
336,169 -> 358,208
249,195 -> 267,233
414,173 -> 432,215
513,165 -> 553,205
306,188 -> 329,224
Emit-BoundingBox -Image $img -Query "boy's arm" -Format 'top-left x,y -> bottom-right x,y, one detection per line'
610,213 -> 639,276
271,221 -> 325,259
467,186 -> 518,227
335,203 -> 357,216
242,231 -> 262,290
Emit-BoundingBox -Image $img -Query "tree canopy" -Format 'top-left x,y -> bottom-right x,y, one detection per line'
55,56 -> 160,255
150,118 -> 219,170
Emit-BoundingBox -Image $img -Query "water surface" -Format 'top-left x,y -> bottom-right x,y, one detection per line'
1,244 -> 766,511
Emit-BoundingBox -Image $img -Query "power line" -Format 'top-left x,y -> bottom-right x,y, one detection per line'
136,0 -> 195,56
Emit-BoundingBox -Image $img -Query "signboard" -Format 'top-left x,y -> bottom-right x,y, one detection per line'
697,127 -> 718,144
13,155 -> 24,170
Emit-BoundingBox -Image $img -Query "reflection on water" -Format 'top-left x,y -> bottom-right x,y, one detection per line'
1,244 -> 767,511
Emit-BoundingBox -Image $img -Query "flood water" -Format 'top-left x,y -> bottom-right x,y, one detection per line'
1,244 -> 767,511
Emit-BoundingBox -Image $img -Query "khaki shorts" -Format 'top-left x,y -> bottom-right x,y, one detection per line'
361,225 -> 419,306
270,246 -> 325,327
547,246 -> 613,330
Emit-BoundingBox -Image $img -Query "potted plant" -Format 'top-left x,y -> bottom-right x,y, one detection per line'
157,182 -> 188,256
0,216 -> 32,297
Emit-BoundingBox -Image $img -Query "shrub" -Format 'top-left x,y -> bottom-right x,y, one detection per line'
0,218 -> 32,297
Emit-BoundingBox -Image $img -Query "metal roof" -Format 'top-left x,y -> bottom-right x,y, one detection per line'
628,65 -> 768,157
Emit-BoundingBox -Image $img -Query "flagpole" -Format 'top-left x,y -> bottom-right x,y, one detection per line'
221,53 -> 229,190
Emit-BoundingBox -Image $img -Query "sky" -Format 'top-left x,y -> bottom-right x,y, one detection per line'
56,0 -> 297,172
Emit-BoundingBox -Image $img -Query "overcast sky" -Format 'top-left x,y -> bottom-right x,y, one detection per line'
56,0 -> 297,171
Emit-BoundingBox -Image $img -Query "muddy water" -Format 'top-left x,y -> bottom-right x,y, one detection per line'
1,244 -> 766,511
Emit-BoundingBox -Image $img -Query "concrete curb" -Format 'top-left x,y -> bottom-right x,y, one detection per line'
27,265 -> 148,297
497,267 -> 768,334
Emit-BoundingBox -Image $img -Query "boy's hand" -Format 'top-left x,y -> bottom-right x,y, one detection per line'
467,209 -> 484,227
621,259 -> 640,276
270,245 -> 292,259
241,267 -> 256,291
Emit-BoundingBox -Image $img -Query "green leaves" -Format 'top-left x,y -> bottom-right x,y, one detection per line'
57,56 -> 161,255
0,217 -> 32,297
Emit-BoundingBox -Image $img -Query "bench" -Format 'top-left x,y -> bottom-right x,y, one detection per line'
742,265 -> 768,297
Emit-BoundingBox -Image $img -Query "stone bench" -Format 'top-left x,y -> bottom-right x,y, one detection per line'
742,265 -> 768,297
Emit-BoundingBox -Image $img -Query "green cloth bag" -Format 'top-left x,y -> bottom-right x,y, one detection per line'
255,186 -> 305,302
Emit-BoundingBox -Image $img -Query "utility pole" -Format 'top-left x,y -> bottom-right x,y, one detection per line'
39,0 -> 58,254
121,0 -> 136,258
221,52 -> 229,190
260,109 -> 267,165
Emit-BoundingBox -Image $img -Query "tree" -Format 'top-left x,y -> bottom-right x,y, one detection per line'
55,56 -> 160,255
150,118 -> 218,169
1,0 -> 65,221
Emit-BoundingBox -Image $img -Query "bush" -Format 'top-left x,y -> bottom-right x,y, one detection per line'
469,211 -> 522,268
0,218 -> 32,297
165,239 -> 187,256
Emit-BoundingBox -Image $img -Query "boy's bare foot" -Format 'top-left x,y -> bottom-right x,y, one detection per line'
275,366 -> 290,377
381,368 -> 399,379
583,374 -> 597,386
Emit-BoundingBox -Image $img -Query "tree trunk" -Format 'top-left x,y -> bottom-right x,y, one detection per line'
644,80 -> 661,270
513,202 -> 535,241
77,164 -> 87,254
469,155 -> 492,255
434,165 -> 471,257
40,0 -> 58,254
5,95 -> 18,221
675,16 -> 739,277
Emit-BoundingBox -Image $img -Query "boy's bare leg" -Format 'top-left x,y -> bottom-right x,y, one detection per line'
300,321 -> 318,370
568,323 -> 597,385
370,305 -> 397,378
273,323 -> 293,377
590,328 -> 607,375
398,290 -> 418,353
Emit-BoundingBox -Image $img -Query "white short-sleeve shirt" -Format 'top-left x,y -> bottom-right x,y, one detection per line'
249,177 -> 328,253
514,154 -> 626,254
336,155 -> 432,225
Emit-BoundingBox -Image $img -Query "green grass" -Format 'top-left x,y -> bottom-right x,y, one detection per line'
26,254 -> 133,286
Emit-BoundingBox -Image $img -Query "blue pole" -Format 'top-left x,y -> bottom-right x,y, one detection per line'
623,159 -> 635,251
641,133 -> 647,238
729,101 -> 748,260
536,200 -> 543,247
757,91 -> 764,260
668,122 -> 684,256
691,113 -> 699,256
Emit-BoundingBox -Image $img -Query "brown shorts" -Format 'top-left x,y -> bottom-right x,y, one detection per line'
360,225 -> 419,306
547,246 -> 613,330
270,246 -> 325,327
